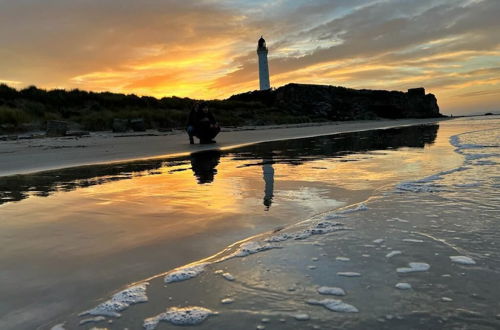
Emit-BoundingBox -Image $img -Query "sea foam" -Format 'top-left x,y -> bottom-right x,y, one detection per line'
306,298 -> 359,313
397,262 -> 430,273
337,272 -> 361,277
80,283 -> 149,318
143,306 -> 217,329
395,282 -> 412,290
386,250 -> 402,258
164,263 -> 208,283
450,256 -> 476,265
317,286 -> 346,296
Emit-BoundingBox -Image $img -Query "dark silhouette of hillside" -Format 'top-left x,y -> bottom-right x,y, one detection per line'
0,83 -> 442,133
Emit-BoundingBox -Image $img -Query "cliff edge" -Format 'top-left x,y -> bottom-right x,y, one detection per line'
229,83 -> 441,120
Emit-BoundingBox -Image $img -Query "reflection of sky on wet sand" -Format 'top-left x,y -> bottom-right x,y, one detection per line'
0,125 -> 464,266
0,124 -> 471,329
0,126 -> 464,266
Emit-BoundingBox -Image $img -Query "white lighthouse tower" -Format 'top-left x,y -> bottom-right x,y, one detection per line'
257,36 -> 271,90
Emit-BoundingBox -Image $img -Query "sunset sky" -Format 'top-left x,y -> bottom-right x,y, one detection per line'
0,0 -> 499,115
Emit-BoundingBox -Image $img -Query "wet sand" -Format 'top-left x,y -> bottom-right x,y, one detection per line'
54,116 -> 499,330
1,120 -> 467,329
0,118 -> 446,176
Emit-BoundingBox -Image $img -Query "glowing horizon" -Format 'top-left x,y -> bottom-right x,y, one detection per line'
1,0 -> 499,115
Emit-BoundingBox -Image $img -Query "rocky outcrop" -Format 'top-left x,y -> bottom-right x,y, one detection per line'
229,83 -> 441,120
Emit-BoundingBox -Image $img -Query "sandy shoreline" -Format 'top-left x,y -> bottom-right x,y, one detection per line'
0,118 -> 446,176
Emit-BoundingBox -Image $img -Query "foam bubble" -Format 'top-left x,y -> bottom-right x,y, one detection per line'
266,221 -> 346,243
450,256 -> 476,265
386,251 -> 402,258
338,203 -> 368,214
80,283 -> 148,318
79,316 -> 106,325
143,306 -> 217,329
226,241 -> 276,258
164,263 -> 208,283
292,313 -> 310,321
336,257 -> 350,262
395,283 -> 412,290
317,286 -> 346,296
396,182 -> 441,193
307,299 -> 359,313
396,166 -> 469,193
397,262 -> 430,273
337,272 -> 361,277
222,272 -> 235,281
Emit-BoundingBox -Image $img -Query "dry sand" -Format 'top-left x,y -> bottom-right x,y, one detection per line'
0,118 -> 446,176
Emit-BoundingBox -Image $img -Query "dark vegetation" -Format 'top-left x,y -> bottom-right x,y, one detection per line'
0,83 -> 441,134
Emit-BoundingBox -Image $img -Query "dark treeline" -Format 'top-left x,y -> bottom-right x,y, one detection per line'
0,83 -> 441,133
0,84 -> 309,133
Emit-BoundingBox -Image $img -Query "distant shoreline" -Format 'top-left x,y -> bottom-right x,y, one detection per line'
0,118 -> 449,177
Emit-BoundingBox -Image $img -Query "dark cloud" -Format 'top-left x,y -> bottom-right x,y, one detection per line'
214,0 -> 500,92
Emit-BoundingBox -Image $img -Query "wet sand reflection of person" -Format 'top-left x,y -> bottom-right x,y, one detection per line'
190,150 -> 221,184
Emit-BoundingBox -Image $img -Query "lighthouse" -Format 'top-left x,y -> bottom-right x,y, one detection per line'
257,36 -> 271,90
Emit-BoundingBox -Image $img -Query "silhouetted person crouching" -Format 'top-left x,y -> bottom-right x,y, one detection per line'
187,102 -> 220,144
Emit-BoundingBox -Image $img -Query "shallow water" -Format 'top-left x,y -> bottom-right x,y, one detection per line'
1,118 -> 499,329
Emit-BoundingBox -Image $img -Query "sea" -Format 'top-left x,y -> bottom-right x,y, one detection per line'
0,116 -> 498,329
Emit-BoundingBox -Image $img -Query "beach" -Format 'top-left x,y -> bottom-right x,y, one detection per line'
1,116 -> 499,330
0,118 -> 445,176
